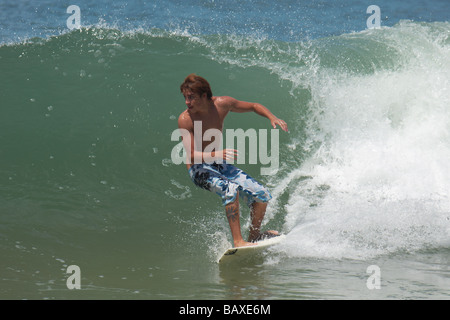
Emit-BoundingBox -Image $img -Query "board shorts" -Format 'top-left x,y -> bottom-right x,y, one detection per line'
188,162 -> 272,207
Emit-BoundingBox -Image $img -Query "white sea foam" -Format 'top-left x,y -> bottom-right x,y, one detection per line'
271,21 -> 450,260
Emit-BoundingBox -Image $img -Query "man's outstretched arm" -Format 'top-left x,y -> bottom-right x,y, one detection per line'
222,96 -> 289,132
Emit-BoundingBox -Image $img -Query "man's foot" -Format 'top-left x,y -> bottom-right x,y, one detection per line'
248,230 -> 279,243
234,240 -> 258,248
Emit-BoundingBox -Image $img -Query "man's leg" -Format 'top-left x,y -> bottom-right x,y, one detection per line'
225,196 -> 255,248
248,201 -> 279,242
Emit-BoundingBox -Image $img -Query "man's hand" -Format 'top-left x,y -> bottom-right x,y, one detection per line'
220,149 -> 239,162
211,149 -> 238,162
270,118 -> 288,132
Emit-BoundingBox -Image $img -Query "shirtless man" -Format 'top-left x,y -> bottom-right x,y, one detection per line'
178,74 -> 288,247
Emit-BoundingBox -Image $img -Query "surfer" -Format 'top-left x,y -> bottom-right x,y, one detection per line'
178,74 -> 288,248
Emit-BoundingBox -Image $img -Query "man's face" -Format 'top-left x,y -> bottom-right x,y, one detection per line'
183,90 -> 205,111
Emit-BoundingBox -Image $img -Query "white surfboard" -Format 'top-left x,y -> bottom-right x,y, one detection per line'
218,234 -> 286,264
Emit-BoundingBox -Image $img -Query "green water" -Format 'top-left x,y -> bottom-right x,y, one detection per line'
1,23 -> 450,299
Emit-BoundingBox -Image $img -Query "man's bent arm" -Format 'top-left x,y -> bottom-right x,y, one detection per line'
224,96 -> 288,132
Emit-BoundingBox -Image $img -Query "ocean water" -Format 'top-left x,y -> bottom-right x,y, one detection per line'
1,0 -> 449,300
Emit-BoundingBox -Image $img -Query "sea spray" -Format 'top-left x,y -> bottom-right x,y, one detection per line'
269,21 -> 450,260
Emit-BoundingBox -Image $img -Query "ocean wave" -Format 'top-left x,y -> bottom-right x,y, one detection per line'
1,21 -> 449,259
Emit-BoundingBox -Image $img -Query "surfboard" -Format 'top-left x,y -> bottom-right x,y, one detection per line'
218,234 -> 286,264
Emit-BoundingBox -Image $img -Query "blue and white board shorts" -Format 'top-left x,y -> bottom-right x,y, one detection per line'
188,162 -> 272,207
